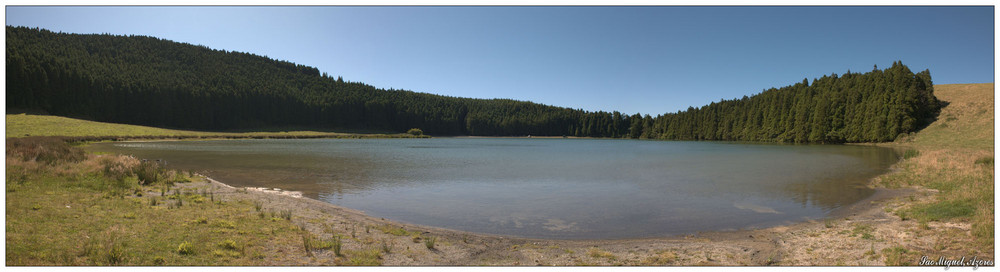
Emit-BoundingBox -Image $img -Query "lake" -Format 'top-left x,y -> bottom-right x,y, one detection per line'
87,138 -> 899,239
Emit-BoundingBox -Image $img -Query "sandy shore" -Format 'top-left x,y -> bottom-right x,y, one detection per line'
173,170 -> 970,266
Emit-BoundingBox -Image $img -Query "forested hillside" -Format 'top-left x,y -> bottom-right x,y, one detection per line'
6,26 -> 940,142
649,63 -> 940,142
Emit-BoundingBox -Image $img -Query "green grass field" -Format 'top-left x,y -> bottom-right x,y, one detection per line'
5,113 -> 426,139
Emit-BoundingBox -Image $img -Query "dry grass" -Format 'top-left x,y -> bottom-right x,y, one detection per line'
343,248 -> 383,266
904,83 -> 994,150
873,83 -> 994,252
587,247 -> 617,260
6,136 -> 85,165
640,250 -> 678,265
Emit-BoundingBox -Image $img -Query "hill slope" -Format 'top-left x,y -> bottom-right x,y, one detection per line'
7,26 -> 940,142
874,82 -> 994,253
901,83 -> 994,149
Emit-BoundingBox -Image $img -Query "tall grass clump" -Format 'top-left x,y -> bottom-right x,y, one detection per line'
97,156 -> 141,194
301,233 -> 314,257
380,239 -> 392,254
301,232 -> 343,257
331,235 -> 343,257
101,159 -> 132,183
105,241 -> 126,265
133,161 -> 164,185
98,155 -> 174,192
423,236 -> 436,249
902,149 -> 920,159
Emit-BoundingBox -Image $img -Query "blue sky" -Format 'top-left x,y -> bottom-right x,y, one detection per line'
6,6 -> 994,115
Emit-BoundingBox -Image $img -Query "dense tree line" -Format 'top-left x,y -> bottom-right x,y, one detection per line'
648,62 -> 940,143
7,26 -> 939,142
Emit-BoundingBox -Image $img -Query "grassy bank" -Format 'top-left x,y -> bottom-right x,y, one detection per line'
6,113 -> 429,140
6,137 -> 308,265
872,83 -> 994,259
6,137 -> 403,265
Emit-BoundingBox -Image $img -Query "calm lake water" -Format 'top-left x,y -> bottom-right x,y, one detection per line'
88,138 -> 898,239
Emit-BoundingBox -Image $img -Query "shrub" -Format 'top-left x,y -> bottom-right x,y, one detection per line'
407,128 -> 423,136
177,241 -> 195,255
